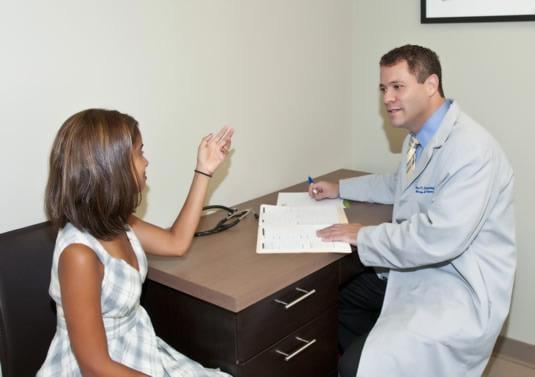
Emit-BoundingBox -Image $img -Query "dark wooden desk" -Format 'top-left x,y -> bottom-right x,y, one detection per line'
141,169 -> 392,377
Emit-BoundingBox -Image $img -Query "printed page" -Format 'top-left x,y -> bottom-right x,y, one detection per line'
256,204 -> 351,254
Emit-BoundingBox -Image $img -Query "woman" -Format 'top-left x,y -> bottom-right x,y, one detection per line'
37,109 -> 233,376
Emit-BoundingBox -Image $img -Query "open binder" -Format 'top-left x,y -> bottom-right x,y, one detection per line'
256,203 -> 351,254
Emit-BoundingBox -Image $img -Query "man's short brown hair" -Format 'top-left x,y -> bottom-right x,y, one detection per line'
45,109 -> 141,240
380,44 -> 444,97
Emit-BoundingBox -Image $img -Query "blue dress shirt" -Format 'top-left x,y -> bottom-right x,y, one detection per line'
413,99 -> 452,160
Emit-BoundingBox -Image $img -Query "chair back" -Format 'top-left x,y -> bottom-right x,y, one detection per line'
0,222 -> 57,377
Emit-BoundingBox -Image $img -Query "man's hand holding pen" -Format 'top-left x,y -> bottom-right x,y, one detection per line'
307,178 -> 340,201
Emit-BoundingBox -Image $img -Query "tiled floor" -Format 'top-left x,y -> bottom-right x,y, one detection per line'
484,355 -> 535,377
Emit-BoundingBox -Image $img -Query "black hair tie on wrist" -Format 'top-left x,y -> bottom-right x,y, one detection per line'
194,169 -> 212,178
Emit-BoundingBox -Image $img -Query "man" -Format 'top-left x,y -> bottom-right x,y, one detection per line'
309,45 -> 516,376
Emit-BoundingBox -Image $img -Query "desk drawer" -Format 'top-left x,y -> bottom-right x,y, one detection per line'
236,263 -> 337,361
239,306 -> 337,377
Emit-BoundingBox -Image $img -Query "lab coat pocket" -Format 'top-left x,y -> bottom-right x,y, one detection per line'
405,274 -> 481,347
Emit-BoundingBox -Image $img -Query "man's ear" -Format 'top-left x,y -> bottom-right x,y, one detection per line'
425,74 -> 440,96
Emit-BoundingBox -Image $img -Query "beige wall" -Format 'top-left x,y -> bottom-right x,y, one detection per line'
351,2 -> 535,345
0,0 -> 353,232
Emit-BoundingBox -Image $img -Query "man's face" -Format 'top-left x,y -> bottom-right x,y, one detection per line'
379,60 -> 434,134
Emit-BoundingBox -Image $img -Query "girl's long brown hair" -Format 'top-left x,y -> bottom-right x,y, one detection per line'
45,109 -> 141,240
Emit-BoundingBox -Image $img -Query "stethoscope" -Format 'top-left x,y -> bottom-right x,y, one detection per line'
194,205 -> 254,237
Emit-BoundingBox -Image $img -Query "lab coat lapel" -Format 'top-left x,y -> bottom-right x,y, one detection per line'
402,101 -> 462,191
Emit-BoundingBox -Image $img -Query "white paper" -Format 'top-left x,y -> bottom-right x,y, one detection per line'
260,205 -> 342,225
277,192 -> 345,208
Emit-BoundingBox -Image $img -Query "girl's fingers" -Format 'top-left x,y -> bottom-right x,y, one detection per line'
217,127 -> 234,144
222,139 -> 232,152
213,127 -> 228,143
202,133 -> 214,143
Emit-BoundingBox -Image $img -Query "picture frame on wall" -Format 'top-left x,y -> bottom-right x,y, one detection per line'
421,0 -> 535,23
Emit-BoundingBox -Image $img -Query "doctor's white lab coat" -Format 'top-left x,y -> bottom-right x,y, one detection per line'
340,101 -> 516,377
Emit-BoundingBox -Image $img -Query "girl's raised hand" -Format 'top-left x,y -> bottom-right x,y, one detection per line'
196,126 -> 234,175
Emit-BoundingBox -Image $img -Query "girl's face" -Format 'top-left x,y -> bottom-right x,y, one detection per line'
132,137 -> 148,192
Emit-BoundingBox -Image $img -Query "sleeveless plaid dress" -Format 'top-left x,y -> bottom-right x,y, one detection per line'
37,223 -> 232,377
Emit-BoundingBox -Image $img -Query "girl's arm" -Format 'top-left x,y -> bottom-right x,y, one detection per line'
130,126 -> 233,257
59,244 -> 149,376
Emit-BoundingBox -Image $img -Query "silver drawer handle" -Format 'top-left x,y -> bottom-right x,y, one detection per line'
274,287 -> 316,309
275,336 -> 317,361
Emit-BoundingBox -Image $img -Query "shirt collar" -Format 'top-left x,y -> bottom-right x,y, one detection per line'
414,99 -> 452,149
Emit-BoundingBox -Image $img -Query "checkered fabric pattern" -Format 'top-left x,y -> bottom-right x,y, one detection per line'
37,223 -> 231,377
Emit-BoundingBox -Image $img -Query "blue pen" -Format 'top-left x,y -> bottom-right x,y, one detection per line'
307,176 -> 318,194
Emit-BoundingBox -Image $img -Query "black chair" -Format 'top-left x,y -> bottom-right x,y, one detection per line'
0,222 -> 57,377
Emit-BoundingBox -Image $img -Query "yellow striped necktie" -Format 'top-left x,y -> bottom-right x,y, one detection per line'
406,135 -> 420,176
